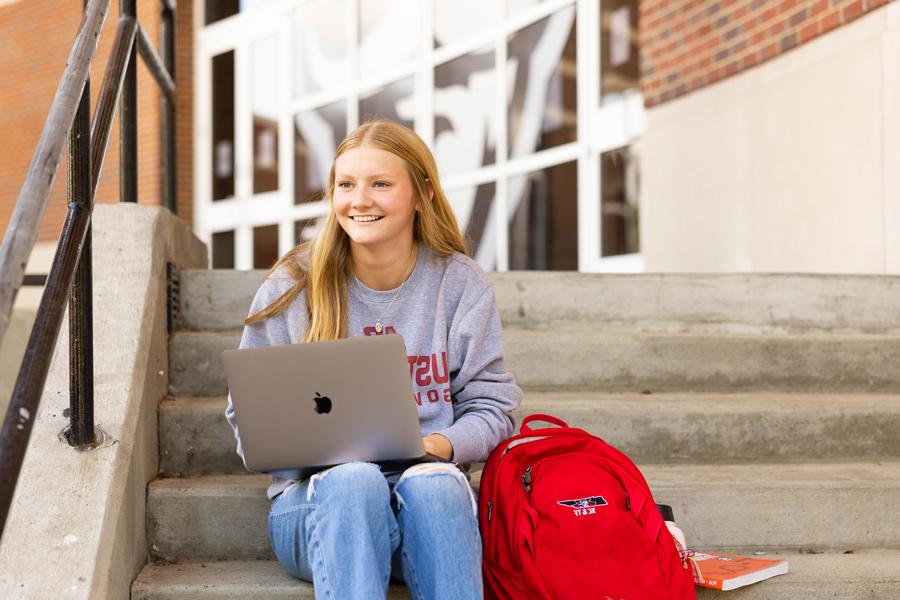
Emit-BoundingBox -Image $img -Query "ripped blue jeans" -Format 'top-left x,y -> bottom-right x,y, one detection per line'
267,461 -> 482,600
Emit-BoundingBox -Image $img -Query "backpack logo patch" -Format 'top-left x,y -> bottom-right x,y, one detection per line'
556,496 -> 608,516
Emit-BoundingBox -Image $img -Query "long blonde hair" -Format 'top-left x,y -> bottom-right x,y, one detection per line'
245,120 -> 467,341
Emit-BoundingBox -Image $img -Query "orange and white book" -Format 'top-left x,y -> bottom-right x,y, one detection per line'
691,551 -> 789,591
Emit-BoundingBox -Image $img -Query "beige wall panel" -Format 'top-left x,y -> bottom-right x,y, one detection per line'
642,7 -> 895,273
885,4 -> 900,273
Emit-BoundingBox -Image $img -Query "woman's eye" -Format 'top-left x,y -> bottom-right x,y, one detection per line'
337,181 -> 352,189
373,181 -> 389,188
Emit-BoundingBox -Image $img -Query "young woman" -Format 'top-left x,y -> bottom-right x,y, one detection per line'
225,119 -> 523,600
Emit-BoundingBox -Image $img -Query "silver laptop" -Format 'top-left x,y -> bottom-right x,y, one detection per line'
223,334 -> 441,474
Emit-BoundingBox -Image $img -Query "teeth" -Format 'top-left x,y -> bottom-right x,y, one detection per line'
351,216 -> 382,222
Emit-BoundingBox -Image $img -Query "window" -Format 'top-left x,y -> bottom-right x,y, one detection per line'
200,0 -> 644,272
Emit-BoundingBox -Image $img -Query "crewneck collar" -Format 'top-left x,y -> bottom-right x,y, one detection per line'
351,242 -> 429,303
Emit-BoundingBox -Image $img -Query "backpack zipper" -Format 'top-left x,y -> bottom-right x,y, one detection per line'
487,501 -> 493,522
521,466 -> 533,492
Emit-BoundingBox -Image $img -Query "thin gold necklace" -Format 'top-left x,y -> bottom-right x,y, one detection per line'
351,246 -> 417,333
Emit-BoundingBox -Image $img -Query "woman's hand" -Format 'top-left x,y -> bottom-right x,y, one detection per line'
422,433 -> 454,461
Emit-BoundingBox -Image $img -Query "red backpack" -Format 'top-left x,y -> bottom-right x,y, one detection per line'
479,414 -> 696,600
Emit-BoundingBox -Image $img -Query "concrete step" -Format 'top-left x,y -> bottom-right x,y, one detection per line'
178,269 -> 900,335
168,329 -> 900,397
147,462 -> 900,561
132,551 -> 900,599
159,393 -> 900,476
132,559 -> 409,599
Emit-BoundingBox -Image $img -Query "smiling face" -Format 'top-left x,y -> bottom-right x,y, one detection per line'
332,145 -> 420,253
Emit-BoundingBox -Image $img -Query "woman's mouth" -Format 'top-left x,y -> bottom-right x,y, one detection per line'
350,215 -> 384,222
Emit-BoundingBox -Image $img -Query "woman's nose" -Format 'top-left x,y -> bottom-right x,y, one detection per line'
350,187 -> 373,208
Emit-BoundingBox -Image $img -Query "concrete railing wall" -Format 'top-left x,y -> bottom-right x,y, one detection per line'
0,205 -> 206,599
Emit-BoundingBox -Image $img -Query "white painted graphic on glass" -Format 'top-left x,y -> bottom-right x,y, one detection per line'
215,141 -> 233,179
294,0 -> 349,97
359,0 -> 421,78
610,7 -> 630,67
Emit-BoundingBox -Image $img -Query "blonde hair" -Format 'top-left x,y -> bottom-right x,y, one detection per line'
245,119 -> 467,341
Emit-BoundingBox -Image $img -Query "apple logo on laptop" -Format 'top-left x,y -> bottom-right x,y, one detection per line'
313,392 -> 332,415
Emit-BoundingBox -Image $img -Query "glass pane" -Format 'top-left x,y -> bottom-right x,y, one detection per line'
294,0 -> 349,97
252,36 -> 279,194
205,0 -> 280,25
446,183 -> 496,264
601,147 -> 639,257
508,161 -> 578,270
359,77 -> 414,129
434,48 -> 496,177
253,224 -> 279,269
295,101 -> 347,204
212,51 -> 235,201
212,230 -> 235,269
507,7 -> 577,159
600,0 -> 640,99
434,0 -> 495,48
295,217 -> 326,245
359,0 -> 421,78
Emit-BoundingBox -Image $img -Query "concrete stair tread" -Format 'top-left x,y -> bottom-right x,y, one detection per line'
131,559 -> 409,599
159,392 -> 900,476
171,327 -> 900,339
169,329 -> 900,395
178,269 -> 900,336
151,460 -> 900,493
147,462 -> 900,558
132,552 -> 900,599
163,391 -> 900,418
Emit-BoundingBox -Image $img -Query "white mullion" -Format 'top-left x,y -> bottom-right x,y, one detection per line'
418,0 -> 434,145
200,20 -> 245,53
495,0 -> 509,272
207,194 -> 284,229
235,225 -> 254,270
357,63 -> 420,98
577,0 -> 600,272
235,36 -> 254,270
432,29 -> 499,67
205,194 -> 330,233
291,200 -> 331,222
194,35 -> 213,253
348,0 -> 360,129
279,14 -> 295,256
288,50 -> 421,114
289,88 -> 353,115
445,142 -> 581,190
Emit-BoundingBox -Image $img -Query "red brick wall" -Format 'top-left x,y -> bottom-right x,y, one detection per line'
0,0 -> 193,246
641,0 -> 897,108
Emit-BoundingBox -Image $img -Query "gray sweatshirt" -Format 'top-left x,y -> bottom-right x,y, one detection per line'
225,243 -> 523,499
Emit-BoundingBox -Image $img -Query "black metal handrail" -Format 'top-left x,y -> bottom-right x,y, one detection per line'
0,0 -> 177,541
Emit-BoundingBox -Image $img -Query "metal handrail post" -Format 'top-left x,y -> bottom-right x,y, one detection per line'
120,0 -> 138,203
68,0 -> 96,448
160,0 -> 177,212
0,13 -> 135,542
